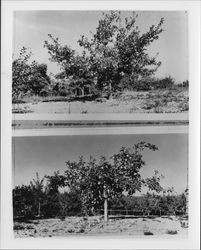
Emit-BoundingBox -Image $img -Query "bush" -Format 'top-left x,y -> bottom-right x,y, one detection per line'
118,76 -> 176,92
178,102 -> 189,112
14,223 -> 26,230
144,231 -> 154,235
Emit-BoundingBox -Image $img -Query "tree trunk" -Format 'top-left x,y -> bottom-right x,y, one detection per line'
81,88 -> 84,96
38,202 -> 41,217
103,189 -> 108,222
104,198 -> 108,222
109,82 -> 112,92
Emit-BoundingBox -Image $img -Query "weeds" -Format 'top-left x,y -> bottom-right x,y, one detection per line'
81,110 -> 88,114
166,229 -> 178,235
12,107 -> 33,114
67,229 -> 75,233
26,225 -> 35,230
14,223 -> 35,230
144,231 -> 154,235
12,89 -> 189,114
14,224 -> 26,230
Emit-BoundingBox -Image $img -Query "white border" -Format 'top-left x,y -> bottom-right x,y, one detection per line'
12,125 -> 188,137
1,1 -> 200,249
12,113 -> 188,121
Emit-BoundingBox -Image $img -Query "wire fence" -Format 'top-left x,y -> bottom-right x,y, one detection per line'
96,209 -> 185,217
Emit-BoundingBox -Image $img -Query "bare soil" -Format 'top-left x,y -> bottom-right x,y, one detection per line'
12,89 -> 189,114
14,216 -> 188,238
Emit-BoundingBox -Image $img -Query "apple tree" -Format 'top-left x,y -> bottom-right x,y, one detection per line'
64,142 -> 162,221
44,11 -> 164,95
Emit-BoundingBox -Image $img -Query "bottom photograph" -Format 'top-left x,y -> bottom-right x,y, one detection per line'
12,133 -> 188,238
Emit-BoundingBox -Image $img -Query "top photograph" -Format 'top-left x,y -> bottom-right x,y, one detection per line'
12,10 -> 188,114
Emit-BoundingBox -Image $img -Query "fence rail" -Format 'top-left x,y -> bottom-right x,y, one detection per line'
96,209 -> 184,217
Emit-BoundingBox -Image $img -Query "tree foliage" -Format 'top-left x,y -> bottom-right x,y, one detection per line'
44,11 -> 164,93
13,184 -> 35,218
12,47 -> 33,101
12,142 -> 187,220
12,47 -> 51,102
63,142 -> 160,215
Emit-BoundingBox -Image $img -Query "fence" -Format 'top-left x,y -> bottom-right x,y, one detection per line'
96,209 -> 184,217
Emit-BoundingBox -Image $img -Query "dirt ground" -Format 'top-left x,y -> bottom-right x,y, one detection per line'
12,90 -> 189,114
14,216 -> 188,238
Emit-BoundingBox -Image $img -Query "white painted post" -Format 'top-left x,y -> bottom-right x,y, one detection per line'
104,198 -> 108,222
103,189 -> 108,222
38,202 -> 41,217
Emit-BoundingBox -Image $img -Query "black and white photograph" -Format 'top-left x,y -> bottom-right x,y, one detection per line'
12,132 -> 188,238
1,1 -> 200,249
12,10 -> 189,114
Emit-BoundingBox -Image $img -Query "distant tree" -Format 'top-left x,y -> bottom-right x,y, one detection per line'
58,191 -> 82,217
12,47 -> 51,101
12,47 -> 33,102
13,184 -> 35,219
28,62 -> 51,96
44,35 -> 94,95
41,192 -> 61,218
44,11 -> 164,94
158,76 -> 175,89
30,172 -> 45,217
182,80 -> 189,88
44,171 -> 82,218
45,171 -> 67,195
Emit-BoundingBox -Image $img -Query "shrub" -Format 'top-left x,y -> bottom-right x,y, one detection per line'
166,229 -> 178,235
12,107 -> 33,114
67,229 -> 75,233
26,225 -> 35,230
14,223 -> 26,230
144,231 -> 154,235
178,102 -> 189,112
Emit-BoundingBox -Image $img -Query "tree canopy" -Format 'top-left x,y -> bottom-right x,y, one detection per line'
52,142 -> 162,218
44,11 -> 164,93
13,143 -> 188,220
12,47 -> 51,102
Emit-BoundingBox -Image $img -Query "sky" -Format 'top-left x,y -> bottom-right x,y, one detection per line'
12,133 -> 188,194
13,11 -> 188,83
